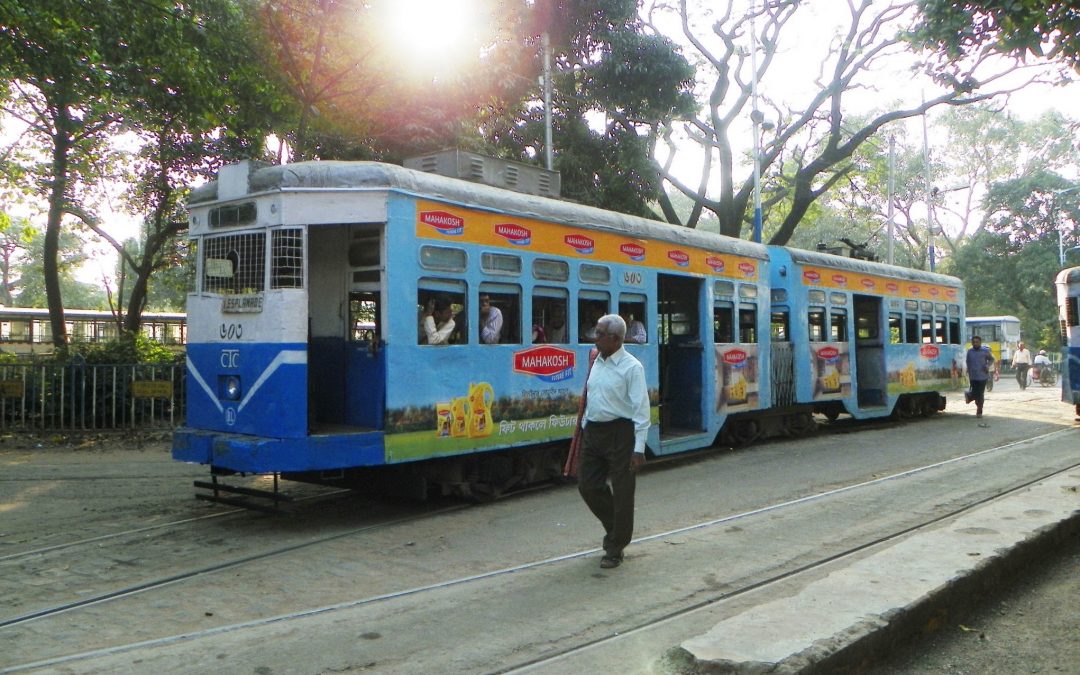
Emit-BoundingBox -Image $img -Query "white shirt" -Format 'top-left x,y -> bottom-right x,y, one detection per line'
480,306 -> 503,344
584,347 -> 651,454
1012,348 -> 1032,366
1034,354 -> 1051,366
626,320 -> 647,344
423,315 -> 455,345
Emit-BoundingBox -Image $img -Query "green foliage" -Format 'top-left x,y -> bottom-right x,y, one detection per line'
915,0 -> 1080,73
69,333 -> 181,366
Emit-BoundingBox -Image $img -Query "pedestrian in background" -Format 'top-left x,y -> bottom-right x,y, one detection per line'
578,314 -> 650,569
965,335 -> 995,418
1012,341 -> 1032,389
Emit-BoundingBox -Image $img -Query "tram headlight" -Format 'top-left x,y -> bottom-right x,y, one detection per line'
219,375 -> 242,401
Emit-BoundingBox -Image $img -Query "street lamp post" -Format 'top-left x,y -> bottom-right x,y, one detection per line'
1052,186 -> 1080,267
750,2 -> 762,244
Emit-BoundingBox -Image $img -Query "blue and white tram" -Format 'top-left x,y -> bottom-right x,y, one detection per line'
1054,266 -> 1080,420
173,160 -> 966,498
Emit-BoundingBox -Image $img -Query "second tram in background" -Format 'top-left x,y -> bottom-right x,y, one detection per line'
173,154 -> 966,501
0,307 -> 186,356
963,315 -> 1020,373
1055,267 -> 1080,419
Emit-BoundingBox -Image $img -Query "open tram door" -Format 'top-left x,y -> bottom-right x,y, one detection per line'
853,294 -> 887,408
307,224 -> 386,431
658,274 -> 705,435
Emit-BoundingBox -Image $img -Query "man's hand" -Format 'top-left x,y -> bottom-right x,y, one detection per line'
630,453 -> 646,473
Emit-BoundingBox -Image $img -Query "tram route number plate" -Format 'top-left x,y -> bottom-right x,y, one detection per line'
0,380 -> 23,398
131,380 -> 174,399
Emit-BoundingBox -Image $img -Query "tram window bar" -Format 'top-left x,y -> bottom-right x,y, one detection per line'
714,280 -> 735,298
770,288 -> 787,303
579,263 -> 610,285
202,232 -> 265,294
934,318 -> 947,344
808,289 -> 827,304
905,314 -> 919,344
829,292 -> 847,305
921,317 -> 934,344
271,228 -> 304,289
533,258 -> 569,281
739,284 -> 758,300
905,300 -> 919,312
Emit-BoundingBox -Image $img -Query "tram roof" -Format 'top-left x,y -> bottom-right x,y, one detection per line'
964,315 -> 1021,323
785,247 -> 962,287
191,160 -> 770,261
1055,266 -> 1080,284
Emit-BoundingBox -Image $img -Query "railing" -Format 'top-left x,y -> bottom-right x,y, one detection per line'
0,363 -> 185,431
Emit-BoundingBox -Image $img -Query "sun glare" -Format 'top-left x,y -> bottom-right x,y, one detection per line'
380,0 -> 486,79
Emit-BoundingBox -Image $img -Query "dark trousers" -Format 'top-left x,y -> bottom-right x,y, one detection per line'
578,418 -> 636,558
970,379 -> 987,411
1016,364 -> 1030,388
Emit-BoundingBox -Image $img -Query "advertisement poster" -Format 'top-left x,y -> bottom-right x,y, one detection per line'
715,345 -> 760,412
886,344 -> 960,393
811,343 -> 850,400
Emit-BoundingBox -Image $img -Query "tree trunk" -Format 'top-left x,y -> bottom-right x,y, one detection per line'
45,106 -> 73,349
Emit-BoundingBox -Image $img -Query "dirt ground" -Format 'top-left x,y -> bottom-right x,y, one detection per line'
2,419 -> 1078,673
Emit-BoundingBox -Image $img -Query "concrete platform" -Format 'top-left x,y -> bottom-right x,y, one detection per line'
663,471 -> 1080,674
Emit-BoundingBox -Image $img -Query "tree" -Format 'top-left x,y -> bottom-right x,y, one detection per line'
946,171 -> 1079,347
915,0 -> 1080,73
0,0 -> 280,345
475,0 -> 696,217
641,0 -> 1051,244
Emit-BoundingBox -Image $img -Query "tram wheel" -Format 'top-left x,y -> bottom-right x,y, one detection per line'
784,413 -> 817,437
725,419 -> 761,446
824,409 -> 841,423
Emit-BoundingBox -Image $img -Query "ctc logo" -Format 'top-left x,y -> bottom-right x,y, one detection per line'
220,349 -> 240,369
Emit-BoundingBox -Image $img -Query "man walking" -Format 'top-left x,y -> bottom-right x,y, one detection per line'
965,335 -> 995,418
578,314 -> 650,569
1012,341 -> 1032,389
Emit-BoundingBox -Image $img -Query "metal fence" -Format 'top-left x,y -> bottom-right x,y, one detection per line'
0,363 -> 185,431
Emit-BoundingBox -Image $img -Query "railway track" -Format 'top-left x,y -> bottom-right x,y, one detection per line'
3,423 -> 1075,673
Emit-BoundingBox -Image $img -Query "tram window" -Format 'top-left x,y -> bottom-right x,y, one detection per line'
921,301 -> 933,313
948,318 -> 961,344
935,303 -> 947,314
713,303 -> 735,343
1067,297 -> 1079,327
935,318 -> 947,343
770,310 -> 789,342
481,252 -> 521,276
418,283 -> 466,345
478,285 -> 520,344
771,288 -> 787,303
739,285 -> 758,299
921,317 -> 934,343
808,290 -> 827,304
889,313 -> 903,344
578,294 -> 609,342
830,292 -> 847,305
271,228 -> 304,289
580,264 -> 610,284
739,306 -> 757,343
856,314 -> 878,340
533,258 -> 569,282
350,292 -> 379,342
619,294 -> 648,344
905,300 -> 919,313
203,232 -> 265,294
905,314 -> 919,344
949,304 -> 961,316
808,308 -> 826,342
714,280 -> 735,298
532,289 -> 568,344
348,234 -> 380,267
830,309 -> 847,341
419,245 -> 467,272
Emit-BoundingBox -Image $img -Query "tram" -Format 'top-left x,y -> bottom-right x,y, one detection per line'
172,159 -> 965,499
963,315 -> 1020,373
1054,266 -> 1080,419
0,307 -> 186,356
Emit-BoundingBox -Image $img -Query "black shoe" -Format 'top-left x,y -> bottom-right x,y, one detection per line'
600,555 -> 623,569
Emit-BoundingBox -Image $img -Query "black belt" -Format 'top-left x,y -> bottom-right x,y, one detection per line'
586,417 -> 631,426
